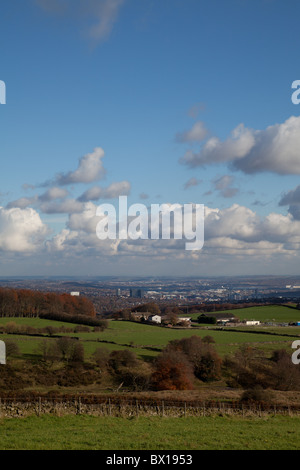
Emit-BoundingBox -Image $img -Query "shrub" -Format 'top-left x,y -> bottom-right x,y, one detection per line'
70,342 -> 85,363
165,335 -> 222,382
223,346 -> 275,390
151,350 -> 194,390
93,347 -> 110,370
240,387 -> 275,405
5,340 -> 20,358
269,349 -> 300,391
109,349 -> 139,371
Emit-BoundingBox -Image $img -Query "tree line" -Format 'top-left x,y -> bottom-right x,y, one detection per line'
0,287 -> 96,318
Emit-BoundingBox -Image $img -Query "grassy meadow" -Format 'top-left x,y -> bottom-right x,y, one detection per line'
1,306 -> 300,361
0,414 -> 299,450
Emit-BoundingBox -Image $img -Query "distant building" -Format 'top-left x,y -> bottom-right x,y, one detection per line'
199,313 -> 237,324
131,311 -> 151,321
70,292 -> 80,296
245,320 -> 260,326
177,317 -> 192,325
130,288 -> 145,298
148,315 -> 161,324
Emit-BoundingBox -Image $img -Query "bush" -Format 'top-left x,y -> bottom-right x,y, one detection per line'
109,349 -> 139,371
224,346 -> 300,391
240,387 -> 275,405
151,350 -> 194,390
269,349 -> 300,391
107,349 -> 152,391
5,340 -> 20,358
165,335 -> 222,382
93,347 -> 110,370
70,342 -> 85,363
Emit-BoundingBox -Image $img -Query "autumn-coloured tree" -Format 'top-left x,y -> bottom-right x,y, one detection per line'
165,335 -> 222,382
151,350 -> 194,390
0,287 -> 96,319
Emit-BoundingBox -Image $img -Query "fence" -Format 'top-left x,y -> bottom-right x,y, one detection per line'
0,396 -> 299,418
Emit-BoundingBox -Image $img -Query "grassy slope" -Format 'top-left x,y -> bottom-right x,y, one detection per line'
1,313 -> 299,360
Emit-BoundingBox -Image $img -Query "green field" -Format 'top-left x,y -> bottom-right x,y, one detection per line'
0,414 -> 299,450
1,310 -> 300,451
187,304 -> 300,323
1,313 -> 299,360
95,319 -> 299,357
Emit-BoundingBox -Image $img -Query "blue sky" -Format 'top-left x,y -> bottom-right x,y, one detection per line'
1,0 -> 300,277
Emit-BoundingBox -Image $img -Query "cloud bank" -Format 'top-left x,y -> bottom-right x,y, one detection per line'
180,116 -> 300,175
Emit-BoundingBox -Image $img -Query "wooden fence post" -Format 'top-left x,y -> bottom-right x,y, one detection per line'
77,397 -> 81,415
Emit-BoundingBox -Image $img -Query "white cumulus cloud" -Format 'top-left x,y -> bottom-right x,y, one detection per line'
78,180 -> 131,202
54,147 -> 106,186
0,207 -> 49,252
176,121 -> 208,143
181,116 -> 300,175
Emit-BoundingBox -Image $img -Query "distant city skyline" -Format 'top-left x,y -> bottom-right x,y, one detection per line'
1,0 -> 300,277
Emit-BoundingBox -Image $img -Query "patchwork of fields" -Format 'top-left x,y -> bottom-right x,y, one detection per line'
1,305 -> 300,451
0,304 -> 300,360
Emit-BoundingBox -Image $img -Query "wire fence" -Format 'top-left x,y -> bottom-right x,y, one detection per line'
0,396 -> 299,418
